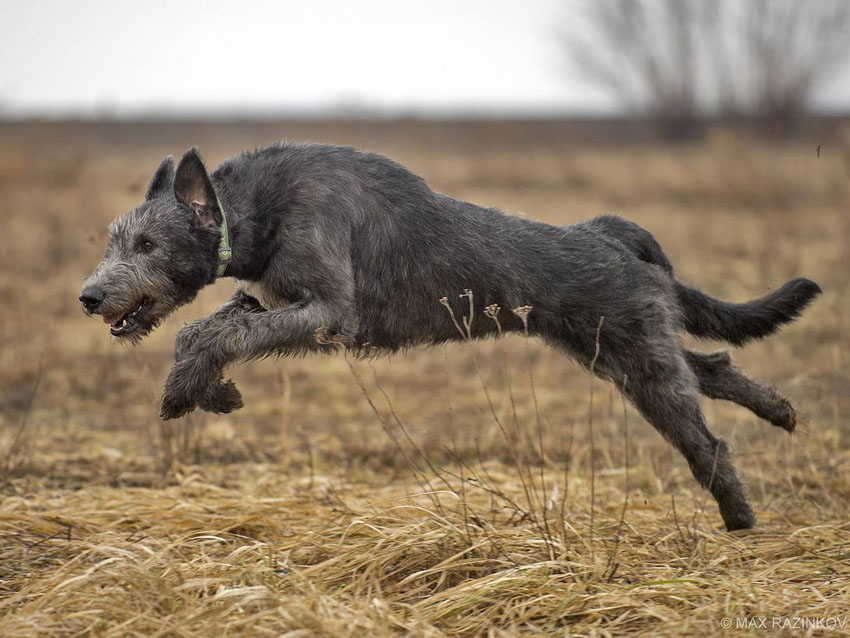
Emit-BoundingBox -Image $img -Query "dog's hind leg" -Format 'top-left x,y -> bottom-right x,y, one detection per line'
623,350 -> 755,530
684,350 -> 796,433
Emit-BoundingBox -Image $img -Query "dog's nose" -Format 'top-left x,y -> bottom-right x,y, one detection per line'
79,287 -> 105,312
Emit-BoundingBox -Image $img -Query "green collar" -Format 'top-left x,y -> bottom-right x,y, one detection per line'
216,196 -> 232,278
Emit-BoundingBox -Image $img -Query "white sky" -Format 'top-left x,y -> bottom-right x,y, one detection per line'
1,0 -> 848,118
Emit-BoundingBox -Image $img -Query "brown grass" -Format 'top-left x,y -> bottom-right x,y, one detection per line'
1,120 -> 849,637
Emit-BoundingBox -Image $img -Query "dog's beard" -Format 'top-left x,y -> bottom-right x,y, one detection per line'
106,296 -> 185,344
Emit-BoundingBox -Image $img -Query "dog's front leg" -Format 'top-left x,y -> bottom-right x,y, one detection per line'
174,291 -> 263,362
160,344 -> 231,420
160,298 -> 345,420
165,292 -> 265,417
163,290 -> 265,418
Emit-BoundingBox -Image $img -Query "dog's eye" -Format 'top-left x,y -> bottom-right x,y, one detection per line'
139,239 -> 154,253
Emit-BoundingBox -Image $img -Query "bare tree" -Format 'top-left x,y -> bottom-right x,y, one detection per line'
562,0 -> 850,138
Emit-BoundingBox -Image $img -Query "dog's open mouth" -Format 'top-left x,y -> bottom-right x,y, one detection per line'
103,298 -> 152,337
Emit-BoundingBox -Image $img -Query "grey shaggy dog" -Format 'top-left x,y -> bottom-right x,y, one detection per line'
81,144 -> 822,531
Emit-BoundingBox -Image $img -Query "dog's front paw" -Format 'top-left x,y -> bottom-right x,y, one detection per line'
161,352 -> 229,419
199,379 -> 243,414
159,389 -> 199,420
160,363 -> 205,420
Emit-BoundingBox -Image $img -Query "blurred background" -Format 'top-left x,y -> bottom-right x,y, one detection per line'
2,0 -> 850,125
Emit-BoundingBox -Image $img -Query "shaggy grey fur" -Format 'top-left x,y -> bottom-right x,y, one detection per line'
81,143 -> 822,531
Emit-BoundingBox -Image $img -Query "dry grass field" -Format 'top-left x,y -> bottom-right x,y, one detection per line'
1,119 -> 849,637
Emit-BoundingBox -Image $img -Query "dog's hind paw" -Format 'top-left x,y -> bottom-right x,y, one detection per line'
199,379 -> 243,414
722,503 -> 756,532
771,396 -> 797,434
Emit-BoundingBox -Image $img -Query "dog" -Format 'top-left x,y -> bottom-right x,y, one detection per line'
80,144 -> 821,530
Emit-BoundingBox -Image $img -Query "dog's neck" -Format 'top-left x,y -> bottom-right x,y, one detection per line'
209,176 -> 276,282
208,179 -> 237,280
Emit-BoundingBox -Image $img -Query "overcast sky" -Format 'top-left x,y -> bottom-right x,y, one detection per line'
1,0 -> 849,118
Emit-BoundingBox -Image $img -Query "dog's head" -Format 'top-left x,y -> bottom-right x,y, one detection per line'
80,149 -> 223,343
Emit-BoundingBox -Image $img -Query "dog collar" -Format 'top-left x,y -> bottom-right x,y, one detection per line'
216,196 -> 232,278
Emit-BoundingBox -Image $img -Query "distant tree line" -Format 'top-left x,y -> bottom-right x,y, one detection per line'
562,0 -> 850,138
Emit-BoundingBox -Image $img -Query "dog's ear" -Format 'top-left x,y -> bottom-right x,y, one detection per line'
174,148 -> 222,227
145,155 -> 174,201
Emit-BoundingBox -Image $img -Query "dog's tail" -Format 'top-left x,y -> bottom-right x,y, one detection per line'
673,278 -> 822,346
584,215 -> 822,346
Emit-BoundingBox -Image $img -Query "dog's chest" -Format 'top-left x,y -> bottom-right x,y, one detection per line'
235,279 -> 286,310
